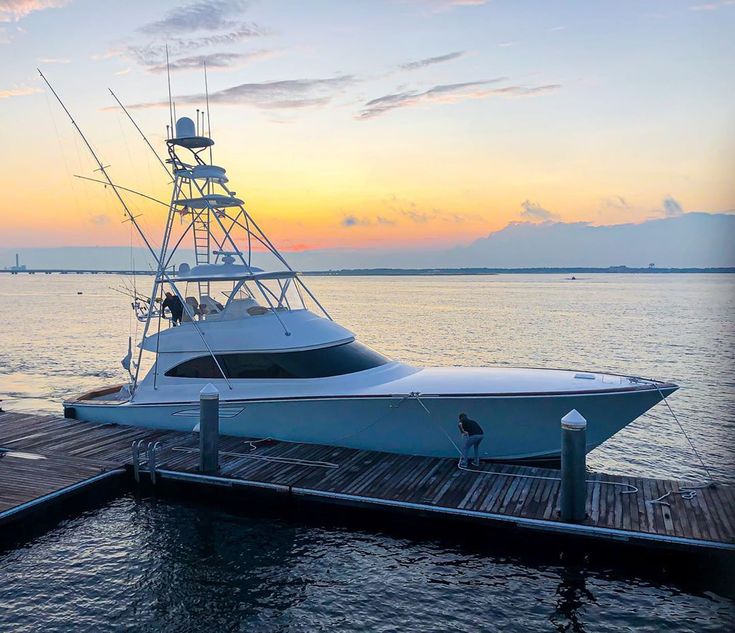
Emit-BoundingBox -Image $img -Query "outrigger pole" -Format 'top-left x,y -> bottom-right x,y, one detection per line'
37,69 -> 159,264
108,88 -> 172,179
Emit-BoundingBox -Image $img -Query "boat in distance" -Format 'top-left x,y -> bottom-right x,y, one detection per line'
45,84 -> 677,462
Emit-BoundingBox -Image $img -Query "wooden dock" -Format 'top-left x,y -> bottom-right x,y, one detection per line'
0,410 -> 733,555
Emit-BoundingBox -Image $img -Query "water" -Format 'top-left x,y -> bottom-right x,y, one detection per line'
0,273 -> 734,630
1,273 -> 733,481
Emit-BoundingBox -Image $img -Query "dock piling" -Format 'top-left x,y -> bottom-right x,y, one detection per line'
199,383 -> 220,473
561,409 -> 587,523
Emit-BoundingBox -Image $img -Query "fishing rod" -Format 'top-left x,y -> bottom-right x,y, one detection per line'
38,69 -> 161,265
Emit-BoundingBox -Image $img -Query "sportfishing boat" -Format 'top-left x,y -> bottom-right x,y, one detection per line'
46,76 -> 677,462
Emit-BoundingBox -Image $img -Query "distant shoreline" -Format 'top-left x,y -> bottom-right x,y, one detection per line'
2,266 -> 733,276
302,266 -> 735,276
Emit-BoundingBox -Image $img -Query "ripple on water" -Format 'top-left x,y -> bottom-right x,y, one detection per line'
0,274 -> 733,630
0,496 -> 733,632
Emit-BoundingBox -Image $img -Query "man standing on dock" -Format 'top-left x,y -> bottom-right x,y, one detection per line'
458,413 -> 484,468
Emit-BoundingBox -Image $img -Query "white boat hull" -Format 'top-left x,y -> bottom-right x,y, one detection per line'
65,385 -> 674,461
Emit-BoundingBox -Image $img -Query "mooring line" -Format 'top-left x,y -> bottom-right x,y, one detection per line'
408,391 -> 639,495
170,446 -> 339,469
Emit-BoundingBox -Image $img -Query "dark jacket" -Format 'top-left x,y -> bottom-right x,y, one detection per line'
459,417 -> 483,436
162,294 -> 184,320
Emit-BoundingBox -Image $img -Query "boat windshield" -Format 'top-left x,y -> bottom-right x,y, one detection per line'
165,341 -> 389,379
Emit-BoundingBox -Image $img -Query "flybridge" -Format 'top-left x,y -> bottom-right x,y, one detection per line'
38,64 -> 330,394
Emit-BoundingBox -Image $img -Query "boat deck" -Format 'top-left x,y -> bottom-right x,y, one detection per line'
0,411 -> 733,554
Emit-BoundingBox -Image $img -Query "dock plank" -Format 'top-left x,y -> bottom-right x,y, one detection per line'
0,411 -> 732,553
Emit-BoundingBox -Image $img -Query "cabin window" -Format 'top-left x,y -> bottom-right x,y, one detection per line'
164,341 -> 389,379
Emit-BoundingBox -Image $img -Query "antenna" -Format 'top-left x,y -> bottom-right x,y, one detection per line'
109,88 -> 171,179
37,69 -> 159,262
165,44 -> 174,137
204,59 -> 213,163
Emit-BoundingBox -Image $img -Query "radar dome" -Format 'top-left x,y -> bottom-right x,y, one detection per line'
175,117 -> 196,139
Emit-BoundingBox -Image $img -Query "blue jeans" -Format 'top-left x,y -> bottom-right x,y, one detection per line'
461,434 -> 483,466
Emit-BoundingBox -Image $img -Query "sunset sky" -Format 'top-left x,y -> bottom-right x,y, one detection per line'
0,0 -> 733,255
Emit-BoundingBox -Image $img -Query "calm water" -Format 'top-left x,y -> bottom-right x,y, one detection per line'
0,273 -> 734,630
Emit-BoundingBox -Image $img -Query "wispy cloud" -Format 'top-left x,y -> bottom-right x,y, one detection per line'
123,75 -> 356,111
105,0 -> 267,72
139,0 -> 251,34
410,0 -> 491,12
0,85 -> 40,99
0,0 -> 68,23
385,195 -> 468,224
689,1 -> 735,11
342,215 -> 370,227
147,49 -> 277,73
358,80 -> 559,118
601,195 -> 630,210
38,56 -> 70,63
520,200 -> 558,222
341,214 -> 395,227
359,80 -> 501,118
89,214 -> 110,226
399,51 -> 465,71
116,25 -> 267,70
662,195 -> 684,217
497,84 -> 560,96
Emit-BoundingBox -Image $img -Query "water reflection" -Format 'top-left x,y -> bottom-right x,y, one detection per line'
550,566 -> 596,633
0,495 -> 733,632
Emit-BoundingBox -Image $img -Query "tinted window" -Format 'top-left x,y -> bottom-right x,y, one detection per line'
165,341 -> 389,379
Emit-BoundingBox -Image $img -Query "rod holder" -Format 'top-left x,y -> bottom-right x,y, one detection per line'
199,383 -> 220,473
560,409 -> 587,523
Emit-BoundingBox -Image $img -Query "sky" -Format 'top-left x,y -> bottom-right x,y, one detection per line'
0,0 -> 733,258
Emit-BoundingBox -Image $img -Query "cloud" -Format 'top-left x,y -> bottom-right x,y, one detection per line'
342,215 -> 370,227
105,1 -> 267,72
489,84 -> 561,96
601,195 -> 630,210
138,0 -> 250,34
341,214 -> 397,227
359,79 -> 501,118
402,209 -> 432,223
690,1 -> 735,11
399,51 -> 465,71
117,26 -> 267,69
383,195 -> 468,224
38,56 -> 70,63
147,50 -> 276,73
413,0 -> 491,12
358,79 -> 559,118
0,85 -> 40,99
0,0 -> 68,22
89,214 -> 110,226
123,75 -> 356,111
662,195 -> 684,217
520,200 -> 559,222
